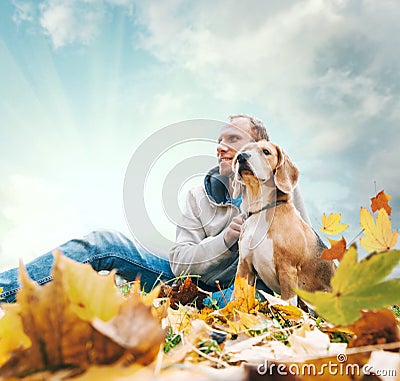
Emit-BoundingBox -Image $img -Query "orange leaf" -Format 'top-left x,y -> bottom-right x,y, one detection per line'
347,309 -> 400,348
371,189 -> 392,215
321,237 -> 347,261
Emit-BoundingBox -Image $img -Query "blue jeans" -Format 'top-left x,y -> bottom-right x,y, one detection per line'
0,230 -> 233,304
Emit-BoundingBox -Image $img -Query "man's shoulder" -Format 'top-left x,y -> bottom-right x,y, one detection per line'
187,184 -> 209,202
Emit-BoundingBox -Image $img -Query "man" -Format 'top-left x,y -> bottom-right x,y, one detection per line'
0,115 -> 309,303
169,115 -> 310,295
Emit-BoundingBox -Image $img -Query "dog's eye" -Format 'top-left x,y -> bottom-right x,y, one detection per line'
262,149 -> 271,155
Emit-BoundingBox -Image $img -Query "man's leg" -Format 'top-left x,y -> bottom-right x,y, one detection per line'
0,229 -> 175,303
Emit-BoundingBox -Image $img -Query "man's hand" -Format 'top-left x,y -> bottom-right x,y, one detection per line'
223,213 -> 246,249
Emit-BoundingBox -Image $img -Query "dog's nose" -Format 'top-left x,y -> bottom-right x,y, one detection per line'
237,152 -> 250,163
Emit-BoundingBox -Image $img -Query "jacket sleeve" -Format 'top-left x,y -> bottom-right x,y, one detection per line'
292,184 -> 311,225
169,188 -> 238,286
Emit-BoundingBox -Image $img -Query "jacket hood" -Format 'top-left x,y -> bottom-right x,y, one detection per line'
204,166 -> 231,205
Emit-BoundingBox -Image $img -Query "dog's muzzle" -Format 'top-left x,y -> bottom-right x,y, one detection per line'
237,152 -> 253,176
237,152 -> 250,164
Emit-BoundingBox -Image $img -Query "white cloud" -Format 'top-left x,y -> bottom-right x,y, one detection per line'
13,0 -> 134,48
105,0 -> 134,5
39,0 -> 105,48
364,144 -> 400,195
133,0 -> 400,152
12,0 -> 35,25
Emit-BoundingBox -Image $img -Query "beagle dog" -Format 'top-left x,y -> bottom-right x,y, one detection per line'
232,140 -> 335,304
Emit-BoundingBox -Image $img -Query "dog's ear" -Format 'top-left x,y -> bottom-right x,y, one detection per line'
232,174 -> 244,198
274,146 -> 299,193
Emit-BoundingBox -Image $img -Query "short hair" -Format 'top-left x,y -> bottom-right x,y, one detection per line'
228,114 -> 270,141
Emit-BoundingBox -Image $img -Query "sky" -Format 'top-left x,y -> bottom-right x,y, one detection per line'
0,0 -> 399,275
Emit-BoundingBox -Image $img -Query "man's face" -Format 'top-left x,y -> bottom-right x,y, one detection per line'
217,117 -> 255,177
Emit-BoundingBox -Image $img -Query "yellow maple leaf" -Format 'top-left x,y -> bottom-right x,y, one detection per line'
225,275 -> 257,314
53,250 -> 122,322
0,304 -> 31,367
360,207 -> 398,252
320,213 -> 349,235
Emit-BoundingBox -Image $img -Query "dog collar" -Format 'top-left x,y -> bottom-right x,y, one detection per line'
246,199 -> 287,218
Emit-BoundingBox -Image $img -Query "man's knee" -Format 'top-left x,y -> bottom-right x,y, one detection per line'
83,229 -> 134,254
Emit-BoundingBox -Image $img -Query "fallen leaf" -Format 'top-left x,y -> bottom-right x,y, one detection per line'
0,304 -> 31,367
165,305 -> 193,334
0,253 -> 125,378
229,275 -> 258,313
371,190 -> 392,215
321,237 -> 347,261
347,309 -> 400,348
159,277 -> 209,310
320,213 -> 349,235
360,207 -> 398,252
152,297 -> 170,321
52,250 -> 121,322
225,310 -> 269,335
70,363 -> 148,381
0,252 -> 166,379
92,292 -> 166,365
295,245 -> 400,326
271,305 -> 303,321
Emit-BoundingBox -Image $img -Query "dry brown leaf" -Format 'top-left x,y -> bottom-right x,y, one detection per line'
159,277 -> 209,309
92,292 -> 166,365
347,309 -> 400,348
